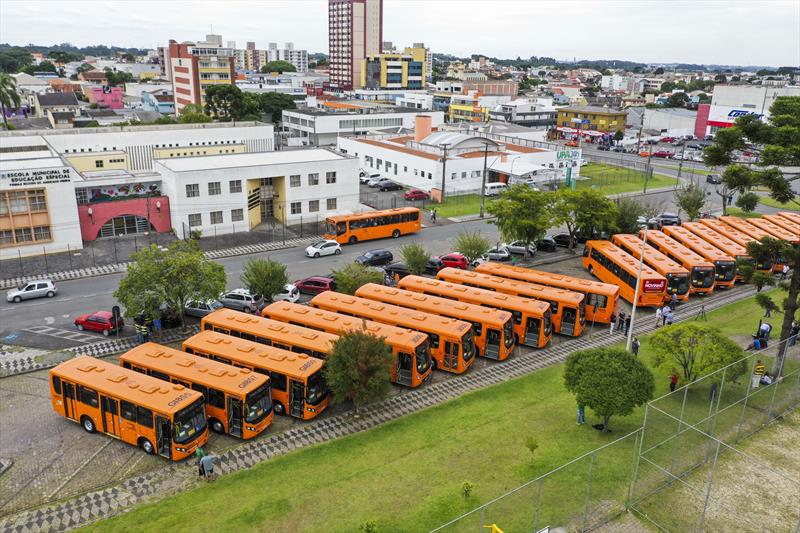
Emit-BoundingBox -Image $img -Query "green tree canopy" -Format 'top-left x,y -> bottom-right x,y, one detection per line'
325,330 -> 393,411
649,323 -> 747,382
258,92 -> 297,123
260,60 -> 297,73
240,258 -> 289,303
487,186 -> 554,254
332,263 -> 385,295
0,73 -> 21,130
452,231 -> 491,263
673,180 -> 707,221
614,198 -> 650,234
204,84 -> 245,121
400,243 -> 430,276
552,190 -> 617,248
0,47 -> 33,73
564,347 -> 654,431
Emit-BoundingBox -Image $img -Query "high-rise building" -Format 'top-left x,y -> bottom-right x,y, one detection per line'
168,36 -> 235,114
328,0 -> 382,90
241,43 -> 308,73
361,45 -> 426,90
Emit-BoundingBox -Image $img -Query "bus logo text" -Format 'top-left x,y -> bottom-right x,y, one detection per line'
168,392 -> 193,407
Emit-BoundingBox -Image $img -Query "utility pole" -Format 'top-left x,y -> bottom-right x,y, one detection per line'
440,143 -> 450,201
479,142 -> 489,218
676,142 -> 686,184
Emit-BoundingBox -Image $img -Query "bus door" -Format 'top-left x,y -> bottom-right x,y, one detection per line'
227,397 -> 243,438
443,341 -> 458,370
155,417 -> 172,459
397,352 -> 412,386
525,317 -> 540,347
289,381 -> 305,418
101,396 -> 119,436
561,307 -> 577,336
61,381 -> 77,421
485,329 -> 501,359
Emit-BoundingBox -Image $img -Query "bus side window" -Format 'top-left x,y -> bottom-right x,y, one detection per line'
445,342 -> 458,356
192,383 -> 208,398
429,333 -> 440,349
172,378 -> 191,389
77,385 -> 99,408
207,388 -> 225,409
583,246 -> 591,258
409,211 -> 419,221
472,322 -> 482,336
270,372 -> 287,392
550,301 -> 559,314
120,401 -> 137,422
102,396 -> 118,414
137,406 -> 153,428
337,222 -> 346,235
52,375 -> 62,394
151,370 -> 170,382
122,361 -> 132,369
513,311 -> 522,325
184,347 -> 194,355
213,355 -> 232,365
254,367 -> 269,375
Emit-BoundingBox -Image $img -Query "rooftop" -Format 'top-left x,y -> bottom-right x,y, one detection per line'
12,72 -> 49,86
37,93 -> 80,107
0,156 -> 67,171
285,107 -> 427,117
154,148 -> 348,172
559,105 -> 626,114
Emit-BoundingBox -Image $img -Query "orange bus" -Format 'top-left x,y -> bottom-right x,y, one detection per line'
682,222 -> 763,275
435,268 -> 585,337
183,331 -> 330,420
745,217 -> 800,244
641,230 -> 715,296
120,343 -> 272,440
777,211 -> 800,225
474,263 -> 619,324
50,356 -> 208,460
582,241 -> 667,307
662,226 -> 737,289
323,207 -> 422,244
355,283 -> 515,361
261,301 -> 433,385
763,214 -> 800,238
612,234 -> 690,302
698,218 -> 757,247
718,216 -> 774,242
304,293 -> 474,374
397,275 -> 552,348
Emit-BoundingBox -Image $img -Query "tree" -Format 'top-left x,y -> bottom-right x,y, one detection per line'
614,198 -> 651,233
653,67 -> 664,75
325,330 -> 393,412
751,271 -> 776,292
714,74 -> 727,83
204,84 -> 245,121
114,240 -> 226,327
552,190 -> 617,249
613,129 -> 624,142
0,73 -> 21,130
400,243 -> 430,275
673,180 -> 707,221
260,61 -> 297,73
241,92 -> 263,121
179,104 -> 212,124
21,60 -> 58,76
240,258 -> 289,303
487,185 -> 554,255
666,92 -> 689,108
649,323 -> 747,382
101,68 -> 133,87
48,50 -> 82,64
452,231 -> 490,264
564,347 -> 654,431
660,81 -> 675,92
258,92 -> 297,123
734,191 -> 759,213
0,47 -> 33,73
332,263 -> 384,295
755,291 -> 781,317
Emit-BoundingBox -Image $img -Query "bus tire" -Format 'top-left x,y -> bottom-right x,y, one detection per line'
273,402 -> 286,416
139,438 -> 155,455
81,415 -> 96,433
348,236 -> 357,244
210,418 -> 225,433
430,359 -> 438,371
392,229 -> 400,239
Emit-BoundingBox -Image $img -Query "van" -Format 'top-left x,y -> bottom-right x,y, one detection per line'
484,182 -> 508,196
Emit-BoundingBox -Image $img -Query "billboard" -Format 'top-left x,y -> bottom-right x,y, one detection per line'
707,105 -> 764,128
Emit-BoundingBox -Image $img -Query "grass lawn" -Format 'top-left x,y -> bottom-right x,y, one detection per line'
758,196 -> 800,211
725,207 -> 762,218
425,193 -> 482,218
651,163 -> 710,177
577,163 -> 677,195
79,291 -> 787,533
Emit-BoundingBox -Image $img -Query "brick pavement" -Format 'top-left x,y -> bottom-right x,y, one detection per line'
0,285 -> 755,532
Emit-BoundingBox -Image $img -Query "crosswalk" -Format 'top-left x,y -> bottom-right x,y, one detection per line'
23,325 -> 106,344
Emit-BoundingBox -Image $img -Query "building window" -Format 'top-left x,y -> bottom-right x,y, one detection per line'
27,190 -> 47,212
308,200 -> 319,212
308,173 -> 319,186
95,160 -> 104,168
229,180 -> 242,193
14,228 -> 33,243
326,198 -> 337,210
208,182 -> 221,195
231,208 -> 244,222
210,211 -> 223,224
33,226 -> 52,241
290,202 -> 302,215
326,171 -> 337,184
0,230 -> 12,245
185,184 -> 199,198
188,213 -> 202,227
290,175 -> 301,188
8,191 -> 28,213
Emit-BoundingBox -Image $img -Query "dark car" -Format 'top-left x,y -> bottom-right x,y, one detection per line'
377,179 -> 403,192
706,174 -> 722,184
648,212 -> 682,228
404,188 -> 430,201
294,276 -> 335,295
611,145 -> 626,152
535,237 -> 558,252
355,248 -> 394,267
74,311 -> 124,336
438,253 -> 469,269
687,142 -> 705,150
385,258 -> 443,279
552,233 -> 572,247
597,145 -> 610,151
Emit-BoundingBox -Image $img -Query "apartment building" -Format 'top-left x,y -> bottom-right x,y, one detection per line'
556,106 -> 627,133
329,0 -> 383,90
168,36 -> 235,114
361,45 -> 426,90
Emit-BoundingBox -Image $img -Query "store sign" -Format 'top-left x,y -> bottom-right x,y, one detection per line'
643,279 -> 666,293
556,150 -> 579,160
707,105 -> 764,125
0,167 -> 72,188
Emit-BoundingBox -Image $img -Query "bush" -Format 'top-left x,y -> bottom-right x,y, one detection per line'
400,243 -> 430,275
461,481 -> 474,499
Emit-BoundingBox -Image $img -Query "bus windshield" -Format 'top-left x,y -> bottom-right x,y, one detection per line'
461,329 -> 475,362
693,267 -> 715,288
503,319 -> 514,348
416,341 -> 431,374
668,273 -> 690,295
173,399 -> 207,444
245,383 -> 272,423
306,370 -> 329,406
716,261 -> 737,281
325,219 -> 337,236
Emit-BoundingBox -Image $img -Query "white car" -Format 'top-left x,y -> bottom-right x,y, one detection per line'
367,175 -> 384,187
273,284 -> 300,303
305,239 -> 342,258
504,240 -> 537,256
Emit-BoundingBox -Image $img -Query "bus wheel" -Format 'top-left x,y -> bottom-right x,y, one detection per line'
514,333 -> 519,345
210,419 -> 225,433
273,402 -> 286,416
81,416 -> 96,433
392,229 -> 400,239
139,438 -> 155,455
348,236 -> 357,244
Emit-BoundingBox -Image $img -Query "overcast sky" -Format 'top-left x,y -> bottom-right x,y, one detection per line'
1,0 -> 798,66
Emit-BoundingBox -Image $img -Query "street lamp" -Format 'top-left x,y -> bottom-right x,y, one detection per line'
626,217 -> 649,352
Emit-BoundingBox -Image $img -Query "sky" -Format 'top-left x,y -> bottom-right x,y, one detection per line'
1,0 -> 798,67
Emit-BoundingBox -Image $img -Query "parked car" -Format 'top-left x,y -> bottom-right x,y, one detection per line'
404,188 -> 430,201
652,151 -> 674,158
660,137 -> 676,143
648,212 -> 682,228
645,139 -> 659,145
367,175 -> 384,187
377,180 -> 403,192
504,240 -> 537,256
74,311 -> 124,336
535,236 -> 558,252
438,253 -> 469,270
597,145 -> 610,151
552,233 -> 573,247
294,276 -> 335,295
639,151 -> 651,157
565,140 -> 579,147
611,145 -> 626,153
185,299 -> 224,318
6,279 -> 57,303
385,260 -> 443,279
355,248 -> 394,267
305,239 -> 342,258
273,284 -> 300,303
219,288 -> 263,313
687,142 -> 705,150
484,182 -> 509,196
672,139 -> 685,146
485,246 -> 512,262
706,174 -> 722,184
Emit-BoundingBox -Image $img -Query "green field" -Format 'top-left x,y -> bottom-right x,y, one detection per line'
80,291 -> 784,533
426,193 -> 482,218
725,207 -> 762,218
758,195 -> 800,211
577,163 -> 677,194
651,163 -> 710,177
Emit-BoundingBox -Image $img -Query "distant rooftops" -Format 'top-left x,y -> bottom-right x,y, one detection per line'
36,92 -> 80,107
154,148 -> 347,172
285,107 -> 428,117
560,105 -> 626,114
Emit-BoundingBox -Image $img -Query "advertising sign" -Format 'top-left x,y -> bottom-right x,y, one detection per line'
643,279 -> 666,293
707,105 -> 764,128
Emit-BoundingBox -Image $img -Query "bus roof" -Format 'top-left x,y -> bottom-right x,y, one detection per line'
183,331 -> 325,381
475,263 -> 620,298
718,216 -> 773,241
263,301 -> 428,350
612,234 -> 689,276
778,211 -> 800,225
641,230 -> 714,269
744,217 -> 800,243
662,226 -> 737,263
119,343 -> 268,395
436,268 -> 585,305
325,207 -> 419,224
201,309 -> 338,353
763,214 -> 800,237
354,283 -> 512,327
396,275 -> 551,317
681,222 -> 749,258
586,240 -> 667,279
697,218 -> 756,247
51,356 -> 202,415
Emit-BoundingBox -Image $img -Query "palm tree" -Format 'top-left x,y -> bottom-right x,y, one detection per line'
0,73 -> 21,130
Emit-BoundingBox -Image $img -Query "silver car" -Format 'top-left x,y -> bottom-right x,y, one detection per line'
6,280 -> 57,303
504,240 -> 537,256
219,288 -> 264,313
185,299 -> 224,318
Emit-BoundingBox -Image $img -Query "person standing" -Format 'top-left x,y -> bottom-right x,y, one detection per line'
780,264 -> 789,281
661,304 -> 670,326
609,313 -> 616,336
617,311 -> 626,332
624,315 -> 631,336
665,310 -> 674,326
631,336 -> 640,356
152,316 -> 162,339
654,306 -> 662,328
134,314 -> 144,344
789,320 -> 799,347
752,360 -> 766,389
195,446 -> 206,478
430,208 -> 437,224
764,304 -> 771,318
670,293 -> 677,311
576,400 -> 586,425
669,371 -> 679,392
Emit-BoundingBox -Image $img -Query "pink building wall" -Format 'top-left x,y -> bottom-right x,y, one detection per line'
695,103 -> 710,139
78,196 -> 171,241
86,86 -> 124,109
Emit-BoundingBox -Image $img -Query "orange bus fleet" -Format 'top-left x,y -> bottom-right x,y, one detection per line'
323,207 -> 422,244
435,268 -> 585,337
354,283 -> 516,361
50,356 -> 208,460
611,234 -> 690,302
640,230 -> 715,296
582,240 -> 667,307
697,218 -> 759,248
681,222 -> 763,275
474,262 -> 619,324
305,293 -> 475,374
182,331 -> 330,420
777,211 -> 800,226
396,275 -> 553,349
744,217 -> 800,244
262,301 -> 433,385
762,214 -> 800,239
718,216 -> 774,242
661,226 -> 737,288
119,343 -> 272,439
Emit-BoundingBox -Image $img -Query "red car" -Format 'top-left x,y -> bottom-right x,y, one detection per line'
660,136 -> 675,143
438,253 -> 469,270
74,311 -> 124,336
652,151 -> 674,158
294,276 -> 335,295
404,188 -> 430,201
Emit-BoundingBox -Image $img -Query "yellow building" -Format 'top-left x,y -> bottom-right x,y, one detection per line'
64,152 -> 129,173
556,106 -> 627,133
448,92 -> 489,123
360,46 -> 426,90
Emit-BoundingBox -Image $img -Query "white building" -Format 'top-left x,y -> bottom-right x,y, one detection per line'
705,84 -> 800,131
642,108 -> 697,136
600,74 -> 629,92
267,42 -> 308,73
396,92 -> 434,109
153,149 -> 359,236
488,98 -> 557,128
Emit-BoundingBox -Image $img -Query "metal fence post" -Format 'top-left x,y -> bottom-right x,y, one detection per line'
698,440 -> 722,531
583,452 -> 597,531
479,507 -> 485,533
90,244 -> 96,266
668,385 -> 690,476
17,249 -> 23,277
532,477 -> 543,532
625,430 -> 641,509
113,238 -> 118,264
67,243 -> 73,270
628,407 -> 648,508
735,357 -> 756,443
42,247 -> 48,274
705,367 -> 727,462
134,236 -> 138,252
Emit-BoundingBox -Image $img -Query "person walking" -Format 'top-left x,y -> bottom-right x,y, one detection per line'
141,317 -> 151,343
199,454 -> 218,481
624,315 -> 632,336
764,304 -> 771,318
576,400 -> 586,425
609,313 -> 616,336
669,371 -> 679,392
780,264 -> 789,281
195,446 -> 206,478
670,293 -> 678,311
152,316 -> 162,339
661,304 -> 670,326
616,311 -> 626,332
134,314 -> 144,344
430,208 -> 437,224
789,320 -> 799,347
665,310 -> 674,326
631,336 -> 640,356
751,360 -> 766,389
654,306 -> 662,328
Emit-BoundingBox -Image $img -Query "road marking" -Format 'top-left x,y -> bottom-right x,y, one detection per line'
62,314 -> 70,318
45,316 -> 55,325
23,325 -> 101,344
